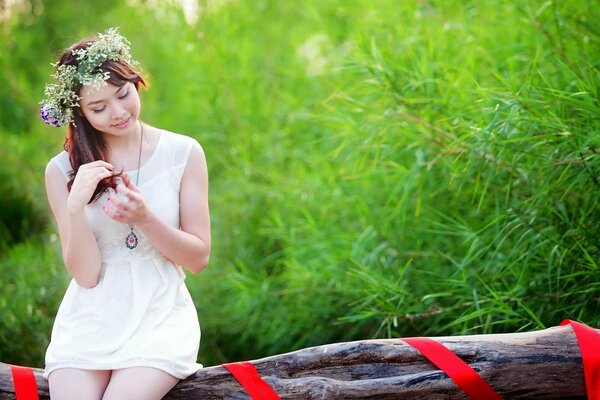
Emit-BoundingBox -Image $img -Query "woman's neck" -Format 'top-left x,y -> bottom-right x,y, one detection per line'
103,122 -> 144,151
104,122 -> 146,170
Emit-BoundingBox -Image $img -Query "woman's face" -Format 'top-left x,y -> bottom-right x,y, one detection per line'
79,81 -> 141,136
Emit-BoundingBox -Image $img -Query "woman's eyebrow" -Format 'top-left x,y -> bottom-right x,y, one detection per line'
86,86 -> 125,106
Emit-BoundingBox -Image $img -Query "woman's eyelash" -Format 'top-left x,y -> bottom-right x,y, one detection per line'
91,90 -> 128,112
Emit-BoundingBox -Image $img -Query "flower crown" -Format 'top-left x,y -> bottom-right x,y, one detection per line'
40,28 -> 138,127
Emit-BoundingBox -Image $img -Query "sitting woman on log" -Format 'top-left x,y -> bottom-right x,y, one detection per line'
40,28 -> 211,400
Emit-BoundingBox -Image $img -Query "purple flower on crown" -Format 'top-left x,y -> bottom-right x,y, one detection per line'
39,103 -> 65,127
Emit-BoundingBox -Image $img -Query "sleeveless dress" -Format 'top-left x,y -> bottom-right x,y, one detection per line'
44,130 -> 202,379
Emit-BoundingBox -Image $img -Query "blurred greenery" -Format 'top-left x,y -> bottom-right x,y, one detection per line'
0,0 -> 598,368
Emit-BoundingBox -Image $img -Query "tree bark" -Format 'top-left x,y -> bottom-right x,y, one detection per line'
0,325 -> 594,399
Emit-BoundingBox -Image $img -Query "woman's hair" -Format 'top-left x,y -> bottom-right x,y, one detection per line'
58,37 -> 147,203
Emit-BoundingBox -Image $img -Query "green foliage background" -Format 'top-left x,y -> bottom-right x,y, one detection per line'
1,0 -> 598,367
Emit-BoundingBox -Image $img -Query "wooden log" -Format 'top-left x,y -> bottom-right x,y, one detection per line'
0,325 -> 595,399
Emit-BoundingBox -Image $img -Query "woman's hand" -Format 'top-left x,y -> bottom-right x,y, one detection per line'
67,160 -> 115,213
103,173 -> 151,225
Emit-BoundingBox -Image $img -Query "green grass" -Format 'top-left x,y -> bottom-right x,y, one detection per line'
0,0 -> 598,367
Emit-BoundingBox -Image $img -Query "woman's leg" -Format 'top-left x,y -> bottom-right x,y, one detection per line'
48,368 -> 111,400
102,367 -> 179,400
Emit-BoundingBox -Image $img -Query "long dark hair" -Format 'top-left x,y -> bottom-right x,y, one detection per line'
58,37 -> 147,203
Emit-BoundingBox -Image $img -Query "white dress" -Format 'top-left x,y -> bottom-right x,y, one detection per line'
44,130 -> 202,380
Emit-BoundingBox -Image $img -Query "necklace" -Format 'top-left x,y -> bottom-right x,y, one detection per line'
125,123 -> 144,249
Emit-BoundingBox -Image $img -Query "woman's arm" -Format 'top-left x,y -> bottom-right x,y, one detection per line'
45,160 -> 115,288
104,141 -> 211,273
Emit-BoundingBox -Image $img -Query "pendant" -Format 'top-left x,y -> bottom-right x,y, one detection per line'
126,225 -> 138,249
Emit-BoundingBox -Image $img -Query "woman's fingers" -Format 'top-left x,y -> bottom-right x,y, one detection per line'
103,193 -> 132,221
68,162 -> 116,211
121,172 -> 140,192
79,161 -> 115,175
121,172 -> 131,186
100,167 -> 115,181
77,163 -> 115,186
86,160 -> 115,171
104,182 -> 144,223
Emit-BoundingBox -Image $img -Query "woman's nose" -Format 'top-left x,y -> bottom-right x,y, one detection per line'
110,103 -> 127,120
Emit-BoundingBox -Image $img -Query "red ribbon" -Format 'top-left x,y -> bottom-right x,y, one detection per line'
402,337 -> 503,400
9,365 -> 39,400
560,319 -> 600,400
222,361 -> 280,400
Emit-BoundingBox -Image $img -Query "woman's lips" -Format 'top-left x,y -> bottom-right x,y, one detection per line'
113,117 -> 130,128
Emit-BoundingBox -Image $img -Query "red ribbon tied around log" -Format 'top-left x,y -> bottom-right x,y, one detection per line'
9,365 -> 39,400
223,361 -> 281,400
402,337 -> 503,400
560,319 -> 600,400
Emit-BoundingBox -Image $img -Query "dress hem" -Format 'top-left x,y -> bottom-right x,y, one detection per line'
43,359 -> 203,380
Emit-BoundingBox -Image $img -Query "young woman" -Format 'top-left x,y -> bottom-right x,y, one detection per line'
40,28 -> 210,399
